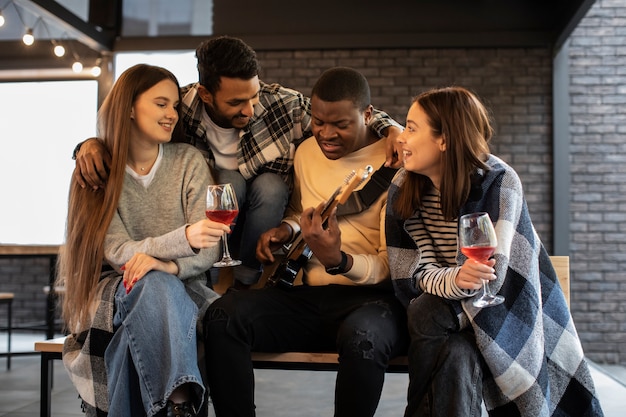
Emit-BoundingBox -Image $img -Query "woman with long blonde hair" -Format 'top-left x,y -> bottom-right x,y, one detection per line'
58,64 -> 229,417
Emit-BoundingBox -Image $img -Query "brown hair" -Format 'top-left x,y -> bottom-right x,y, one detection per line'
394,86 -> 493,220
57,64 -> 180,333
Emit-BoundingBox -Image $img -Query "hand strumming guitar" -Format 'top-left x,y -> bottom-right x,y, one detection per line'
300,204 -> 353,273
256,222 -> 293,265
74,138 -> 111,191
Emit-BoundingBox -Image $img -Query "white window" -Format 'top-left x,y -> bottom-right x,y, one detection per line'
0,80 -> 98,245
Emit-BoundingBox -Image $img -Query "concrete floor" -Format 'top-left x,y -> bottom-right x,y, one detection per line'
0,332 -> 624,416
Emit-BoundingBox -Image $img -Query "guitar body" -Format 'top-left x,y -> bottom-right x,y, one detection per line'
266,243 -> 312,288
265,165 -> 373,289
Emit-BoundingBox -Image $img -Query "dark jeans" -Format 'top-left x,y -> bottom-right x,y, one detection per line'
405,293 -> 484,417
204,284 -> 408,417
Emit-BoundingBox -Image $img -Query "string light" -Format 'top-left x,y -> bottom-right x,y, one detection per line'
53,43 -> 65,57
72,60 -> 83,73
22,16 -> 42,46
0,0 -> 10,28
90,65 -> 101,77
51,38 -> 66,57
4,0 -> 98,74
90,57 -> 102,77
22,27 -> 34,46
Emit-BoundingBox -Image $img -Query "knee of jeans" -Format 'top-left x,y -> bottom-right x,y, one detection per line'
204,294 -> 246,326
249,173 -> 288,204
206,305 -> 229,323
338,303 -> 397,361
443,332 -> 480,366
132,271 -> 185,297
407,294 -> 458,336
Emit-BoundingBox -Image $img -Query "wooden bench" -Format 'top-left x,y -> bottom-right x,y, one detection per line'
34,256 -> 570,417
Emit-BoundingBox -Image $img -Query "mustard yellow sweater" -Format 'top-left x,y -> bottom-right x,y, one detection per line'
284,136 -> 388,286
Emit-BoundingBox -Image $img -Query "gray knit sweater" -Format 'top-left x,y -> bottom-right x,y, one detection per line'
63,143 -> 220,416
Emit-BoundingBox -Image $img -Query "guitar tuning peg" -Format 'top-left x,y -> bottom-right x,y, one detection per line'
343,170 -> 356,184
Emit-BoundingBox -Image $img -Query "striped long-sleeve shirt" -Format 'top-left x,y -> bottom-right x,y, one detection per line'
405,188 -> 475,299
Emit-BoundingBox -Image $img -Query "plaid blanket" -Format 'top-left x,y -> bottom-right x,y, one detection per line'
386,156 -> 604,416
62,273 -> 120,416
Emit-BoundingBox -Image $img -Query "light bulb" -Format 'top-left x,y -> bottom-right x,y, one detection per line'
91,66 -> 101,77
0,12 -> 5,28
72,61 -> 83,73
23,29 -> 34,46
53,44 -> 65,57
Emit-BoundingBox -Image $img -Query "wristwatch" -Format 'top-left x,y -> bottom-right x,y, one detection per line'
325,251 -> 348,275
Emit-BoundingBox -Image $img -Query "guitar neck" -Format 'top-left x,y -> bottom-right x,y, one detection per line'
319,188 -> 343,225
286,187 -> 342,260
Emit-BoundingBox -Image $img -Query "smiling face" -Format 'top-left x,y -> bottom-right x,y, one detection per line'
198,75 -> 261,129
310,96 -> 374,160
130,79 -> 180,144
397,102 -> 446,188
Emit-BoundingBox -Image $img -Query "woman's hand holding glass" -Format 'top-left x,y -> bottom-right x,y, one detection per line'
456,258 -> 497,290
185,218 -> 231,250
459,212 -> 505,308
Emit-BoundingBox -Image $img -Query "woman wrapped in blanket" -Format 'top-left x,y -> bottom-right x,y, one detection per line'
385,86 -> 603,417
57,64 -> 230,417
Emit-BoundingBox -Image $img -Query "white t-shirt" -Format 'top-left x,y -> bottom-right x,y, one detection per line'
201,109 -> 240,170
126,144 -> 163,188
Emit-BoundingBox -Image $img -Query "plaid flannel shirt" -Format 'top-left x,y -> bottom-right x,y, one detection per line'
180,81 -> 399,190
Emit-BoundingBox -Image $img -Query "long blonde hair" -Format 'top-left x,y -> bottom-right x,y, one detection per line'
58,64 -> 180,333
394,86 -> 493,220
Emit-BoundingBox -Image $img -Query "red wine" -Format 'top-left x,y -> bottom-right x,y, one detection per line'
461,246 -> 495,262
206,209 -> 238,225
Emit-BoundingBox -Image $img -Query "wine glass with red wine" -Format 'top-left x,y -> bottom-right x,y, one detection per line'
459,212 -> 504,308
206,183 -> 242,267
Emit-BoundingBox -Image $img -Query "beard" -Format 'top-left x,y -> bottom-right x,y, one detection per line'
204,101 -> 249,130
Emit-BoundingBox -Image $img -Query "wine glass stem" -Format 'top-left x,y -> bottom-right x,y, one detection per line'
482,280 -> 493,296
221,232 -> 233,260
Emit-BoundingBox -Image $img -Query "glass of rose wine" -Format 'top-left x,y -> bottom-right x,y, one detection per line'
206,183 -> 242,267
459,212 -> 504,308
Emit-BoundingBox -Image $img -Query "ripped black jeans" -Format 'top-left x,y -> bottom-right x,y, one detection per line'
204,284 -> 408,417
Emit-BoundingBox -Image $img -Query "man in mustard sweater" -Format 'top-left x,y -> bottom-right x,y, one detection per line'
204,67 -> 408,417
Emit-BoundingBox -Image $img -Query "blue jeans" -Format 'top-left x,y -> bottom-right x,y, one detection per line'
105,271 -> 205,416
204,284 -> 408,417
217,170 -> 289,285
405,293 -> 484,417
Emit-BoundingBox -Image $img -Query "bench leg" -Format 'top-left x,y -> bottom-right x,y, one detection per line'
40,352 -> 56,417
6,298 -> 11,370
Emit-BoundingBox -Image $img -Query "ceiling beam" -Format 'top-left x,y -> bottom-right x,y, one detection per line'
553,0 -> 597,51
13,0 -> 114,52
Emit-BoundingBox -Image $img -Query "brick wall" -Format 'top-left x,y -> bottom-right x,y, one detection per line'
568,0 -> 626,364
2,0 -> 623,365
257,47 -> 555,243
0,256 -> 56,332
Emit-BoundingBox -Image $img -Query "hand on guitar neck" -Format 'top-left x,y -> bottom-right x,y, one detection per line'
260,165 -> 373,289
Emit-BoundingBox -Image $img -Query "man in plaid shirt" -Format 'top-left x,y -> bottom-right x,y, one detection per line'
73,36 -> 402,290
